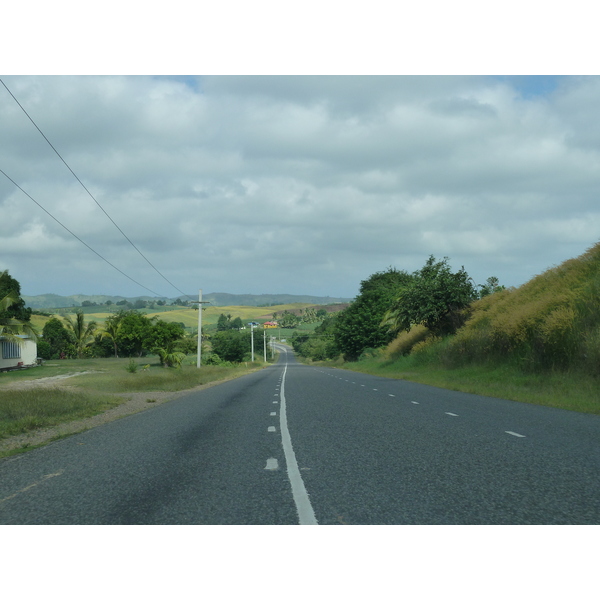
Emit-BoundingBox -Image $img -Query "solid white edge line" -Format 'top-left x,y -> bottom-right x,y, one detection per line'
280,362 -> 318,525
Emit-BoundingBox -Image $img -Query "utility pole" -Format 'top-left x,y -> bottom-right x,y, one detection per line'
263,329 -> 267,362
251,323 -> 255,362
191,289 -> 210,368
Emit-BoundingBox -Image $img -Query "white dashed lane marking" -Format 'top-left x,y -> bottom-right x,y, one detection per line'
264,458 -> 279,470
505,431 -> 526,438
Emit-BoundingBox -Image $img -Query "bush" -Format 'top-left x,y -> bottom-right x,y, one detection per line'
211,330 -> 251,363
36,339 -> 53,360
358,347 -> 385,361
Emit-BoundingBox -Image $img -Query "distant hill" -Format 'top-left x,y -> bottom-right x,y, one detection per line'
23,292 -> 352,310
22,294 -> 165,309
200,293 -> 351,307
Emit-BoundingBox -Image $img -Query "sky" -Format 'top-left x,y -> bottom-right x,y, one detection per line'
2,73 -> 600,301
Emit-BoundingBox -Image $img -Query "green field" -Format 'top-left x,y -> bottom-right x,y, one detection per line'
31,302 -> 323,332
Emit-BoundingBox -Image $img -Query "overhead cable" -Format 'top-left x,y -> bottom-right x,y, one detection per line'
0,77 -> 193,301
0,168 -> 164,297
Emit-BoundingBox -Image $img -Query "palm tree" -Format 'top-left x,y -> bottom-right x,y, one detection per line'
63,310 -> 97,358
101,315 -> 122,358
0,271 -> 38,344
154,339 -> 186,368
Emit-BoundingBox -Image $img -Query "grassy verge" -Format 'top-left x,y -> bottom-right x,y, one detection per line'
335,356 -> 600,415
0,356 -> 270,449
0,388 -> 121,440
71,358 -> 265,393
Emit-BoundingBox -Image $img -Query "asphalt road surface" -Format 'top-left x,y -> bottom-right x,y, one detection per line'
1,345 -> 599,524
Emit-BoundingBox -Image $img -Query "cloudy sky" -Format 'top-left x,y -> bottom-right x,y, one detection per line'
2,73 -> 599,300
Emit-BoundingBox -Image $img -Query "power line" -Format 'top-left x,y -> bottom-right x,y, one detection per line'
0,77 -> 194,301
0,168 -> 164,297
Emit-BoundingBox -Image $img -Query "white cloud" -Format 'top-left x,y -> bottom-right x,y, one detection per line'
1,75 -> 600,299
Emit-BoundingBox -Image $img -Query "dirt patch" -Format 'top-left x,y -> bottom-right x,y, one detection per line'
1,371 -> 101,390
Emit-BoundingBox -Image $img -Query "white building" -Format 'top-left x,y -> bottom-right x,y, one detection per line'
0,335 -> 38,371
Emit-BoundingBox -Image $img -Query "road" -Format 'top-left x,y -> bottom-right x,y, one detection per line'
1,344 -> 599,524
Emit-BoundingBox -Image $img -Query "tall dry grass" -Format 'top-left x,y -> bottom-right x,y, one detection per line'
412,241 -> 600,374
381,242 -> 600,378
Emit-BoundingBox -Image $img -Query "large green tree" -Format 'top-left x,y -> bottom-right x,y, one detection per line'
211,330 -> 251,363
114,311 -> 154,357
384,256 -> 477,336
40,317 -> 74,359
334,268 -> 414,361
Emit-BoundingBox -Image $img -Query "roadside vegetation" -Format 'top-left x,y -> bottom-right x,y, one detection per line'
292,244 -> 600,415
5,241 -> 599,450
1,273 -> 344,449
0,357 -> 269,454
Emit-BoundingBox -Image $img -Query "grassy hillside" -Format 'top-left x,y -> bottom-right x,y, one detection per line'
340,242 -> 600,414
423,241 -> 600,374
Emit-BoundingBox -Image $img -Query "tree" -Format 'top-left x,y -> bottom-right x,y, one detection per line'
101,313 -> 123,358
0,270 -> 37,345
478,276 -> 506,298
279,311 -> 300,328
291,313 -> 340,361
149,320 -> 185,350
154,340 -> 186,368
301,308 -> 319,323
63,310 -> 97,358
40,317 -> 74,359
334,268 -> 414,361
217,313 -> 231,331
211,330 -> 251,362
114,311 -> 154,357
384,256 -> 477,336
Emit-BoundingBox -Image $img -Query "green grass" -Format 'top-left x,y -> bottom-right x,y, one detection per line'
336,356 -> 600,414
0,356 -> 271,450
72,358 -> 265,393
0,388 -> 121,440
0,360 -> 97,382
